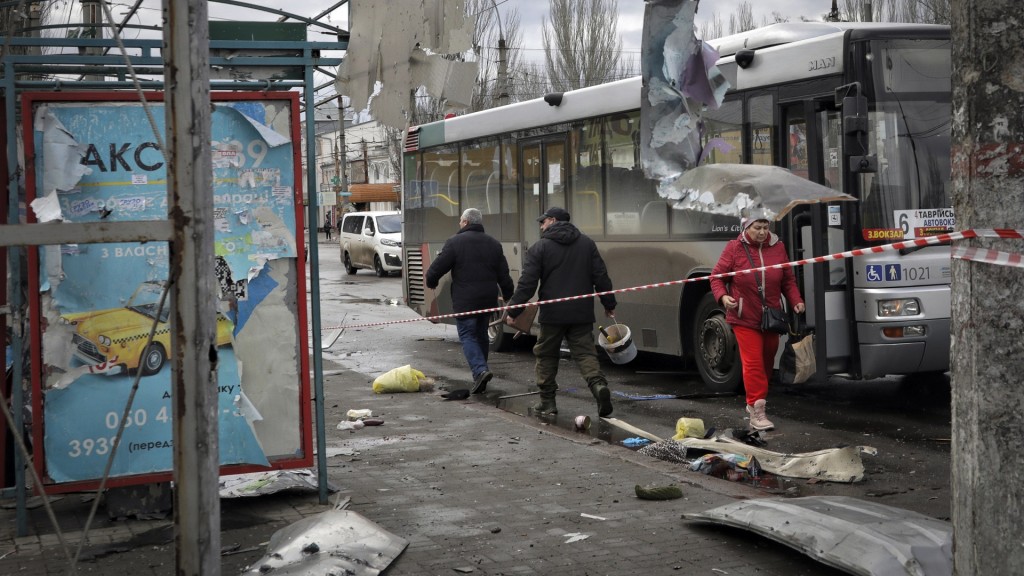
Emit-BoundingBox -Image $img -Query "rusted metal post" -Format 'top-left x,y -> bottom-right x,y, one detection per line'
163,0 -> 220,573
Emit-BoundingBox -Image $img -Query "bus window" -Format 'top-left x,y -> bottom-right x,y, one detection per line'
786,116 -> 809,179
821,109 -> 843,193
604,111 -> 660,236
571,119 -> 603,235
701,99 -> 743,164
422,145 -> 460,242
748,94 -> 774,166
500,138 -> 519,242
460,139 -> 500,217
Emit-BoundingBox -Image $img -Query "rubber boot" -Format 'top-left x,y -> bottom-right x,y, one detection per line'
531,385 -> 558,415
588,378 -> 613,417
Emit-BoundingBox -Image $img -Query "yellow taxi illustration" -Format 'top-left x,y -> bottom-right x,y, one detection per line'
61,281 -> 234,376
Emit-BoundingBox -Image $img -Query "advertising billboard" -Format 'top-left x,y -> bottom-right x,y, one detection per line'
23,92 -> 312,491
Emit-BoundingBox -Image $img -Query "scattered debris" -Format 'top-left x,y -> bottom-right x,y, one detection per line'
679,435 -> 876,483
372,365 -> 434,393
684,496 -> 952,576
243,509 -> 408,575
690,453 -> 763,482
672,417 -> 705,440
637,439 -> 690,464
635,484 -> 683,500
580,513 -> 607,521
453,567 -> 476,573
441,389 -> 470,401
219,469 -> 337,498
337,420 -> 365,431
621,437 -> 651,447
601,417 -> 664,442
612,391 -> 678,400
563,533 -> 589,544
346,409 -> 373,420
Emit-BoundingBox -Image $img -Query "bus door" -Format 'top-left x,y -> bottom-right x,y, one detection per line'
520,137 -> 567,250
780,99 -> 852,376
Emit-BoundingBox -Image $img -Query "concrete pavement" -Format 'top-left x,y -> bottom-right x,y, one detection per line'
0,354 -> 846,575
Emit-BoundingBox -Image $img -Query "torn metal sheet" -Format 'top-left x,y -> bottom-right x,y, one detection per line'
666,163 -> 858,222
684,496 -> 952,576
679,436 -> 876,483
243,509 -> 408,576
219,469 -> 336,498
337,0 -> 477,127
640,0 -> 729,183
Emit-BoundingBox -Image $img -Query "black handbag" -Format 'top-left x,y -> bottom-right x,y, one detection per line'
742,243 -> 790,334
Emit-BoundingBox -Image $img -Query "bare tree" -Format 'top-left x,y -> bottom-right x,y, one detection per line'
732,1 -> 757,33
466,0 -> 529,111
542,0 -> 625,91
699,11 -> 725,40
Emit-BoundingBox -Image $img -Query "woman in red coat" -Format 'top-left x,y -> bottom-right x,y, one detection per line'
710,216 -> 805,431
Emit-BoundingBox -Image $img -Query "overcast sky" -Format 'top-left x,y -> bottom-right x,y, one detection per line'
498,0 -> 835,58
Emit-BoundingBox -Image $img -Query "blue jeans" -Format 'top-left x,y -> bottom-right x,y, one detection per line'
456,314 -> 490,379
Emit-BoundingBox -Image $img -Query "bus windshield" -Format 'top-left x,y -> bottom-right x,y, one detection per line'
858,39 -> 952,242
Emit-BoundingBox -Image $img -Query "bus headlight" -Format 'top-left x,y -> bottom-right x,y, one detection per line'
878,298 -> 920,317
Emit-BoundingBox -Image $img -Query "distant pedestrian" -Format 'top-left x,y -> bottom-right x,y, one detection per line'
323,213 -> 333,240
505,207 -> 616,417
710,211 -> 805,431
426,208 -> 514,394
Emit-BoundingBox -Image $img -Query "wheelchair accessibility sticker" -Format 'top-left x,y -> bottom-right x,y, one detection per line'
866,264 -> 902,282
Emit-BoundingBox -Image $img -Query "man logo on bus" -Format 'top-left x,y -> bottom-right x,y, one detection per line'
866,265 -> 883,282
885,264 -> 902,281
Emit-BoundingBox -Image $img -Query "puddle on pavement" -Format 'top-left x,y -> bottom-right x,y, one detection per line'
492,392 -> 791,494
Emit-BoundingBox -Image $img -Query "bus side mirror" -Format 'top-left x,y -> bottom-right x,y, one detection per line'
842,95 -> 870,157
849,155 -> 878,173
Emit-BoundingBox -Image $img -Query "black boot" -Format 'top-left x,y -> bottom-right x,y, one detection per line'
531,385 -> 558,415
588,378 -> 613,417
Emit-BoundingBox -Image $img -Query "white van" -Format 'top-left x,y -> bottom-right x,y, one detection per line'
339,211 -> 403,277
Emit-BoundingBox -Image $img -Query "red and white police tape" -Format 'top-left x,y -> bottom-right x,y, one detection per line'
318,228 -> 1024,333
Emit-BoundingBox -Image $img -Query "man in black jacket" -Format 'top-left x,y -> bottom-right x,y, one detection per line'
505,207 -> 616,417
426,208 -> 514,394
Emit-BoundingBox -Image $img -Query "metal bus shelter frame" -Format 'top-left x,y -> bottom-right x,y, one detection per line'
0,8 -> 346,536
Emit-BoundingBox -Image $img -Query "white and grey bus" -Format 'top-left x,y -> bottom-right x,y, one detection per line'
401,22 -> 952,392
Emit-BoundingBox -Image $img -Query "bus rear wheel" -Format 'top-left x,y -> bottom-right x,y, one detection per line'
693,292 -> 742,394
489,304 -> 512,352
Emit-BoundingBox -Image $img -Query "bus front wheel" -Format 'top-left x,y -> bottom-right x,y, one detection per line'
693,293 -> 742,394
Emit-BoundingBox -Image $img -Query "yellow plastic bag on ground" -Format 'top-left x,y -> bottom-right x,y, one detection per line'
672,417 -> 706,440
372,365 -> 427,394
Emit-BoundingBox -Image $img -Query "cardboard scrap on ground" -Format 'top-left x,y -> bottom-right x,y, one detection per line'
679,436 -> 876,483
601,417 -> 664,442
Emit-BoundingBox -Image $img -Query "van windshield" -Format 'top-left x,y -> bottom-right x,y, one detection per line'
377,214 -> 402,234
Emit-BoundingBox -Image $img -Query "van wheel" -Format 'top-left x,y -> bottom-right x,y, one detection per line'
344,252 -> 358,275
693,292 -> 742,394
374,255 -> 387,277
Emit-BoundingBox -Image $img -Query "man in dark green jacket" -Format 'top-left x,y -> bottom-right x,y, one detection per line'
506,207 -> 616,417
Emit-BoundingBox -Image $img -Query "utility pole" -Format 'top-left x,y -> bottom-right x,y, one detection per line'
164,0 -> 220,573
950,0 -> 1024,573
862,0 -> 872,22
491,0 -> 509,107
80,0 -> 103,81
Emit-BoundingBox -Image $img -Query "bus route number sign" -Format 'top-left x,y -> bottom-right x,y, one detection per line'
894,208 -> 955,239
